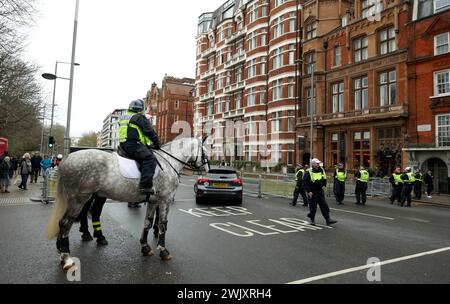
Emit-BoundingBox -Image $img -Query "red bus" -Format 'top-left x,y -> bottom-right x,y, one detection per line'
0,137 -> 8,157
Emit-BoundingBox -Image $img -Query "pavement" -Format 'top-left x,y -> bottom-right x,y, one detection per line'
0,175 -> 449,284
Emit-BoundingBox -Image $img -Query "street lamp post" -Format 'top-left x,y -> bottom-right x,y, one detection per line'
65,0 -> 80,157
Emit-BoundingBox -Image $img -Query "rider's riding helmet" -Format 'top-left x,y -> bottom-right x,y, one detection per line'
57,154 -> 63,160
129,99 -> 145,113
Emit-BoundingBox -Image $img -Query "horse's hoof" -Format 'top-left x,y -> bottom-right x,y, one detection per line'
96,238 -> 108,246
160,250 -> 172,261
141,245 -> 153,256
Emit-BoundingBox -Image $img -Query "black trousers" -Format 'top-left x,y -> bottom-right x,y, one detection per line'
401,184 -> 413,206
121,141 -> 157,188
390,184 -> 403,204
426,183 -> 434,196
31,167 -> 40,183
334,180 -> 345,204
292,185 -> 308,205
414,181 -> 423,199
355,181 -> 368,204
308,190 -> 330,221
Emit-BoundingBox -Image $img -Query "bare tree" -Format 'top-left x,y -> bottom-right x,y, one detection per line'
0,0 -> 36,54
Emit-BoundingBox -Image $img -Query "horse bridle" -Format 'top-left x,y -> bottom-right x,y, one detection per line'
154,138 -> 209,176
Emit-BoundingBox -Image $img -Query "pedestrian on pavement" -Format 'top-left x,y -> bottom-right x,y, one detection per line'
355,166 -> 370,205
389,166 -> 403,205
424,170 -> 434,199
18,153 -> 32,190
30,151 -> 42,184
0,156 -> 11,193
291,164 -> 308,207
40,155 -> 52,175
414,169 -> 424,200
400,167 -> 414,207
303,158 -> 337,226
333,163 -> 347,205
10,156 -> 18,177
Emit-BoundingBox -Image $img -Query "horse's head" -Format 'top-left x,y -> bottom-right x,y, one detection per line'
186,136 -> 210,173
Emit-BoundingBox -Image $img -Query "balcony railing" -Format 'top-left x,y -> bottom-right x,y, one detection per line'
224,50 -> 246,70
200,68 -> 216,80
297,105 -> 408,125
224,81 -> 246,94
225,28 -> 247,45
199,91 -> 215,102
201,47 -> 216,59
223,108 -> 245,119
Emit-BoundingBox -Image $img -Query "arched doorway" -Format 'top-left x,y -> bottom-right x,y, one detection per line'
423,158 -> 449,195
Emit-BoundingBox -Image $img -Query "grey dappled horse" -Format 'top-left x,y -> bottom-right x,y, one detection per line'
45,137 -> 208,270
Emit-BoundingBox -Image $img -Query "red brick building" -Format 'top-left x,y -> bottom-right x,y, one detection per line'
404,0 -> 450,194
150,76 -> 195,144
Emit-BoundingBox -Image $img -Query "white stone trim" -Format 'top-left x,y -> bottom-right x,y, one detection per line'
267,105 -> 295,114
269,5 -> 297,23
244,110 -> 267,118
268,71 -> 296,84
245,81 -> 267,89
269,38 -> 297,53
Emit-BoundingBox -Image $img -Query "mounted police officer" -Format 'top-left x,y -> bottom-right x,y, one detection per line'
389,166 -> 403,205
333,163 -> 347,205
119,99 -> 161,195
400,167 -> 414,207
413,169 -> 423,200
291,164 -> 308,207
355,166 -> 369,205
303,158 -> 337,226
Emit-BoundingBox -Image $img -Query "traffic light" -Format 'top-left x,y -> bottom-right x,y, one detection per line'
48,136 -> 55,149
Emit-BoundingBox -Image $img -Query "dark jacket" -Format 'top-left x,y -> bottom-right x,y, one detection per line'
303,167 -> 327,193
424,173 -> 434,186
0,161 -> 10,179
127,113 -> 160,148
30,156 -> 43,169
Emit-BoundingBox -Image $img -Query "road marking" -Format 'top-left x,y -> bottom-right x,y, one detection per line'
287,246 -> 450,284
330,208 -> 395,221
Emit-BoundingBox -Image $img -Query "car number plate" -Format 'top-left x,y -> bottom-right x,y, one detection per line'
212,183 -> 228,188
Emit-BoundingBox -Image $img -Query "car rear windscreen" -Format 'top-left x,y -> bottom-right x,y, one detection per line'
208,169 -> 237,176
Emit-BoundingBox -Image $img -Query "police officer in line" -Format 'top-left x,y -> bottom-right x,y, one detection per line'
302,158 -> 338,226
333,163 -> 347,205
119,99 -> 161,194
291,164 -> 308,207
355,166 -> 370,205
400,167 -> 414,207
413,169 -> 424,200
389,166 -> 403,205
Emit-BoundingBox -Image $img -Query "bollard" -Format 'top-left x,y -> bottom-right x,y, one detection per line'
46,168 -> 58,203
258,174 -> 262,198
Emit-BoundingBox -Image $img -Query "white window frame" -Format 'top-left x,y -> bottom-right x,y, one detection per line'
434,69 -> 450,96
436,113 -> 450,147
434,0 -> 450,13
435,32 -> 450,55
379,70 -> 397,106
332,82 -> 345,113
272,79 -> 283,101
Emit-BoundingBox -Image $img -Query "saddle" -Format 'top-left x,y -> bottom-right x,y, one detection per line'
115,146 -> 160,180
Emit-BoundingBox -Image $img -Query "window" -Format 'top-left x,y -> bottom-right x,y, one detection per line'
353,131 -> 371,168
334,45 -> 341,66
306,87 -> 316,116
216,99 -> 222,113
273,47 -> 284,69
354,76 -> 369,110
288,77 -> 295,98
435,32 -> 450,55
225,97 -> 230,112
288,44 -> 295,65
332,82 -> 345,113
305,52 -> 315,74
208,78 -> 214,93
289,13 -> 296,32
306,22 -> 317,40
288,110 -> 295,132
435,0 -> 450,13
261,32 -> 267,46
236,67 -> 243,82
271,112 -> 281,133
354,36 -> 368,62
330,133 -> 339,165
275,0 -> 285,7
248,59 -> 257,78
379,27 -> 396,55
207,101 -> 213,116
379,70 -> 397,106
247,117 -> 256,135
236,93 -> 242,109
175,100 -> 179,109
362,0 -> 383,19
248,3 -> 257,23
247,88 -> 256,106
272,79 -> 283,101
435,70 -> 450,96
217,49 -> 224,65
273,16 -> 284,39
261,60 -> 266,75
248,32 -> 257,51
437,114 -> 450,147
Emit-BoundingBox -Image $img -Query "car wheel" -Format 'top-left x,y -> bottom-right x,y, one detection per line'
194,184 -> 198,193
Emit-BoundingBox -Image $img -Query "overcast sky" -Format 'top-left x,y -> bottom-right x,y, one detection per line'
24,0 -> 224,137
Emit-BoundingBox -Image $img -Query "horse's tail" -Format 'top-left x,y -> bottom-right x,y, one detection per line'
45,178 -> 69,240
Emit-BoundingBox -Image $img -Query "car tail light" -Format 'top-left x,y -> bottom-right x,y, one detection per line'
197,178 -> 209,185
231,178 -> 242,186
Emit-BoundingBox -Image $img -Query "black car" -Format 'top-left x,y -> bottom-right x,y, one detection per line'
194,167 -> 243,205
